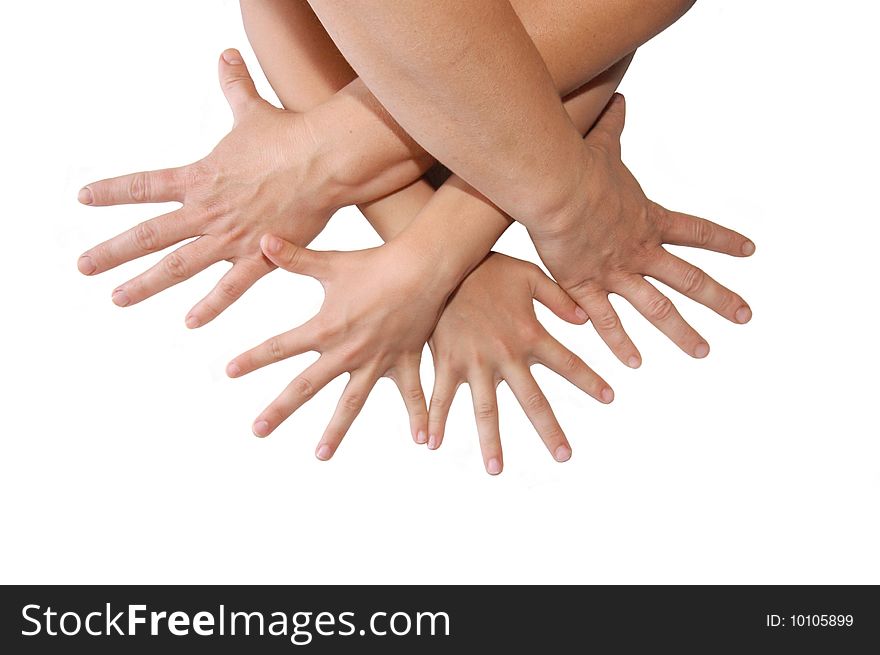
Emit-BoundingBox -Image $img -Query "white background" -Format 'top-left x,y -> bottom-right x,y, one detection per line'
1,1 -> 877,584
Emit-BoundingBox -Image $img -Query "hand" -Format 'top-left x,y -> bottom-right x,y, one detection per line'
77,50 -> 338,327
227,234 -> 451,458
426,253 -> 613,475
528,94 -> 755,367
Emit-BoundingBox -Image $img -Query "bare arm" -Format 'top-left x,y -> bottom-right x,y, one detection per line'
306,0 -> 693,224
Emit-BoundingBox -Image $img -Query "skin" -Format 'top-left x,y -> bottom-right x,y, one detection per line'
237,0 -> 623,471
77,1 -> 753,472
305,0 -> 753,365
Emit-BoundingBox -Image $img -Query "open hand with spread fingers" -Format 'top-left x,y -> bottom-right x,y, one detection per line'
426,253 -> 613,475
226,234 -> 453,458
528,94 -> 755,368
76,50 -> 340,328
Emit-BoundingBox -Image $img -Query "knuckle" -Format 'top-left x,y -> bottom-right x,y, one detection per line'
430,395 -> 449,412
524,391 -> 548,413
475,402 -> 497,421
185,162 -> 206,192
292,377 -> 315,398
268,336 -> 286,362
646,295 -> 674,321
593,310 -> 619,332
562,352 -> 582,373
216,278 -> 241,301
516,321 -> 544,344
404,386 -> 425,405
681,266 -> 706,294
340,393 -> 364,412
541,425 -> 565,445
129,173 -> 149,201
133,221 -> 158,252
692,219 -> 713,246
162,252 -> 188,280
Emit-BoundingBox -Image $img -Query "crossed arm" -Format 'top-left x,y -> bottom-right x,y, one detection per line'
76,0 -> 752,471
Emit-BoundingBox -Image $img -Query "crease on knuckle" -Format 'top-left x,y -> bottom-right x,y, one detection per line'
129,173 -> 149,202
430,394 -> 450,413
340,393 -> 364,412
268,336 -> 286,362
403,386 -> 425,405
475,402 -> 497,421
216,278 -> 241,302
692,219 -> 713,246
594,310 -> 619,332
162,252 -> 188,280
562,352 -> 582,373
541,425 -> 565,445
293,376 -> 315,398
524,391 -> 548,413
681,266 -> 706,294
133,221 -> 158,252
646,295 -> 674,321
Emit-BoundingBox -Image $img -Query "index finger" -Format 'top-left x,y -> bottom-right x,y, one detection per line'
80,167 -> 187,206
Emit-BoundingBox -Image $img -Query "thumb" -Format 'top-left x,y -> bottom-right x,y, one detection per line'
587,93 -> 626,153
260,234 -> 328,280
219,49 -> 261,120
531,267 -> 588,325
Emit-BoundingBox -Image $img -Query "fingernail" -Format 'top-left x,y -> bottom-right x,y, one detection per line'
226,362 -> 241,378
574,306 -> 588,321
78,187 -> 93,205
112,289 -> 130,307
735,306 -> 752,324
694,342 -> 710,358
554,445 -> 572,462
185,315 -> 200,329
415,430 -> 427,444
601,387 -> 614,403
316,444 -> 332,461
253,420 -> 270,437
264,235 -> 283,255
741,240 -> 756,256
427,434 -> 439,450
486,458 -> 502,475
627,356 -> 641,369
77,255 -> 96,275
222,50 -> 243,65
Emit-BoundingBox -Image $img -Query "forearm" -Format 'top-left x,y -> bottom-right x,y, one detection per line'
243,0 -> 691,217
241,0 -> 435,232
391,56 -> 634,288
307,0 -> 692,225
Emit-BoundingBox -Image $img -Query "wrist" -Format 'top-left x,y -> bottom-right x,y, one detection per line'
522,145 -> 591,238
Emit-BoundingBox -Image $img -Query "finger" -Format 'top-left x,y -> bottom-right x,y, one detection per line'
260,234 -> 328,280
390,358 -> 429,445
79,167 -> 187,207
315,369 -> 379,461
227,320 -> 319,377
77,208 -> 196,275
534,335 -> 614,404
646,252 -> 752,324
660,208 -> 756,257
185,258 -> 272,328
252,356 -> 340,437
468,375 -> 503,475
531,267 -> 588,324
505,368 -> 571,463
110,236 -> 217,307
219,49 -> 261,121
585,93 -> 625,154
427,367 -> 461,450
571,287 -> 642,369
617,276 -> 709,358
